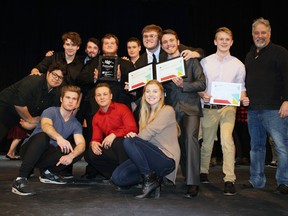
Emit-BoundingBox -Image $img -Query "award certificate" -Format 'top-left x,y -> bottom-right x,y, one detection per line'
128,64 -> 153,91
210,82 -> 242,106
155,56 -> 185,82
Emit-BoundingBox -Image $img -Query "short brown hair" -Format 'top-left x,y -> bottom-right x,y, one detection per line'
62,32 -> 82,46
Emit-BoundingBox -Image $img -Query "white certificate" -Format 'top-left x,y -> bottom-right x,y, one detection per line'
128,64 -> 153,91
210,82 -> 242,106
155,56 -> 185,82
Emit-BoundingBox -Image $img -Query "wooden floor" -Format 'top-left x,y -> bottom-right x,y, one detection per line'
0,155 -> 287,216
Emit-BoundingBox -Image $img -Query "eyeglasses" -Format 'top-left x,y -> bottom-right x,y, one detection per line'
51,71 -> 64,81
143,34 -> 158,39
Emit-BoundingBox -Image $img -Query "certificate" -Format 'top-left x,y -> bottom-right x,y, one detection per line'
128,64 -> 153,91
98,56 -> 118,81
210,82 -> 242,106
155,56 -> 185,82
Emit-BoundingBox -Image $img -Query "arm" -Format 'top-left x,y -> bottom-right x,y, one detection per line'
41,117 -> 74,153
14,105 -> 39,124
138,106 -> 174,141
56,133 -> 86,166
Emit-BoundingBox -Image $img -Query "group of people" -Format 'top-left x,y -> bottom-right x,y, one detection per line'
0,17 -> 287,198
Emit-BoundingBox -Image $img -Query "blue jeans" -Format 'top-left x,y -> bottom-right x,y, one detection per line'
111,137 -> 175,186
248,110 -> 288,188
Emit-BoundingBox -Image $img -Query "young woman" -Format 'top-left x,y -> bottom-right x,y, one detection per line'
111,80 -> 180,199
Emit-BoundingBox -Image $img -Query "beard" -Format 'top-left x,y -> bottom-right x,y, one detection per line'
254,38 -> 268,49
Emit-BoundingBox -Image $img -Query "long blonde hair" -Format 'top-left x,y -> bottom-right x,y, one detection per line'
138,80 -> 165,131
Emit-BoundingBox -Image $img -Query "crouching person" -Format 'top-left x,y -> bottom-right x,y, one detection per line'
12,85 -> 85,196
112,80 -> 181,199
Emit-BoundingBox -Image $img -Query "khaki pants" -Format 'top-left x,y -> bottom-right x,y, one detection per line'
200,106 -> 236,182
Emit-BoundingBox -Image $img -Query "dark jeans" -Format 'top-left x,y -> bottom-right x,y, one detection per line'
85,137 -> 127,178
19,132 -> 80,178
111,137 -> 175,186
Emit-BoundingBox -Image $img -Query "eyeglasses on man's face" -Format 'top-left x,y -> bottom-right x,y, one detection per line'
143,34 -> 158,39
51,71 -> 64,81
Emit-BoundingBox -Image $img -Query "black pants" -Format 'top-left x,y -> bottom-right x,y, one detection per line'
85,137 -> 127,178
19,132 -> 80,178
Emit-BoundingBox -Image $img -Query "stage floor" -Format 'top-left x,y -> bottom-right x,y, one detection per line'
0,155 -> 287,216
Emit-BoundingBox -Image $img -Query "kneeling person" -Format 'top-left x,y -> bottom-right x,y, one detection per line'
12,85 -> 85,196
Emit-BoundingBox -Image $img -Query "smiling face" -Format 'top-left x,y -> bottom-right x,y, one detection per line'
252,23 -> 271,50
46,69 -> 64,89
102,37 -> 118,56
144,83 -> 162,109
161,33 -> 180,57
214,31 -> 233,54
85,41 -> 99,58
63,38 -> 80,57
142,30 -> 160,51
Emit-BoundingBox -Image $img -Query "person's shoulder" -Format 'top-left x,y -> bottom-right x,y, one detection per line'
200,53 -> 215,64
162,105 -> 175,113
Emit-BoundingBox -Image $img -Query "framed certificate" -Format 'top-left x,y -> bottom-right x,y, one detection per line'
128,64 -> 153,91
155,56 -> 185,83
98,56 -> 118,81
210,82 -> 242,106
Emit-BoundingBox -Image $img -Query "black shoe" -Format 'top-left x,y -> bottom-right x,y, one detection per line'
80,173 -> 98,180
12,177 -> 36,196
224,181 -> 236,195
184,185 -> 199,199
39,170 -> 67,184
275,184 -> 288,195
135,172 -> 160,199
240,181 -> 254,189
200,173 -> 210,183
57,169 -> 74,179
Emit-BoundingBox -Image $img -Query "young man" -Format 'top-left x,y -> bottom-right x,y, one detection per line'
12,85 -> 86,196
0,63 -> 66,147
160,29 -> 206,198
122,37 -> 142,65
84,83 -> 138,180
199,27 -> 246,196
241,17 -> 288,194
31,32 -> 83,85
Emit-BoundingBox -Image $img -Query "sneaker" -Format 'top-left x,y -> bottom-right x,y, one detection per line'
200,173 -> 210,183
39,170 -> 67,184
12,177 -> 36,196
266,161 -> 277,168
58,170 -> 74,179
275,184 -> 288,195
224,181 -> 236,195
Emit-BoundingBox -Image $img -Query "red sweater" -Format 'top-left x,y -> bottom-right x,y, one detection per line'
92,102 -> 138,142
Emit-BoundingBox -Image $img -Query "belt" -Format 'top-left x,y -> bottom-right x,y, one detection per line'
203,104 -> 226,109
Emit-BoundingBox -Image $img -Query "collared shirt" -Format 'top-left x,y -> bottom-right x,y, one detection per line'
35,52 -> 84,85
0,75 -> 60,116
146,45 -> 161,64
91,102 -> 138,142
200,53 -> 246,98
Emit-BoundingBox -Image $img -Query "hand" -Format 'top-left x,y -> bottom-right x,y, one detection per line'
56,154 -> 73,166
124,81 -> 129,91
102,133 -> 116,149
181,50 -> 200,61
279,101 -> 288,118
90,141 -> 103,155
57,137 -> 74,154
45,50 -> 54,57
241,97 -> 250,107
125,132 -> 137,138
200,92 -> 212,104
121,56 -> 130,61
94,68 -> 99,80
172,76 -> 183,88
19,119 -> 37,130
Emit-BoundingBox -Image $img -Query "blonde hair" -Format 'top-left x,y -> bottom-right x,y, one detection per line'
215,27 -> 233,39
138,80 -> 165,131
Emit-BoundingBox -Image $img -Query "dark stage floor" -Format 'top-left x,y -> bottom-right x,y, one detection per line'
0,155 -> 287,216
